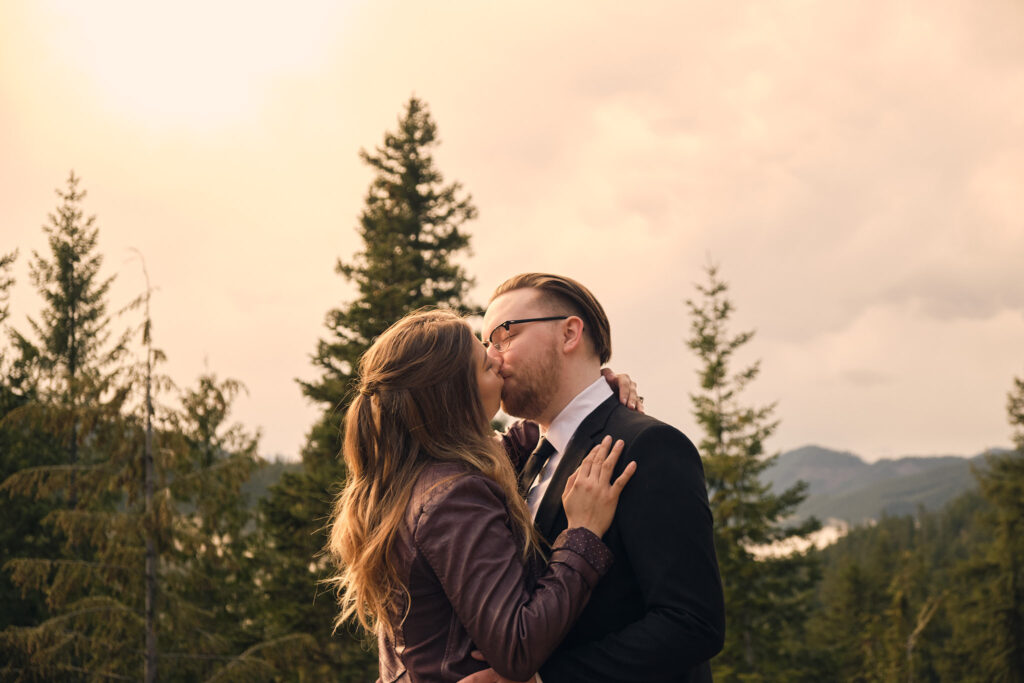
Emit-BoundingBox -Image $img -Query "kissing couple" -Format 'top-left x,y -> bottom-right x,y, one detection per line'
326,273 -> 725,682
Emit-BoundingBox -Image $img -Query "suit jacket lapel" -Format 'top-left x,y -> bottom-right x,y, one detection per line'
535,395 -> 620,543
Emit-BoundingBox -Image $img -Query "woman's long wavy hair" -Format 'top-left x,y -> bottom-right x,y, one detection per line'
325,308 -> 539,638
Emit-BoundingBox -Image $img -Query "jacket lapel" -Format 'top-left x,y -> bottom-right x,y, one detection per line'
534,395 -> 620,543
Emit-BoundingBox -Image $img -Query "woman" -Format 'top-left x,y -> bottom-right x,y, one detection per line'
325,309 -> 636,682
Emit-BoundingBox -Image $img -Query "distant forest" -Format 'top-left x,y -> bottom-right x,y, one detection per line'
2,98 -> 1022,682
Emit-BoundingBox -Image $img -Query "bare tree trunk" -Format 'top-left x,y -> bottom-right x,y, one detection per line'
68,300 -> 78,508
141,263 -> 158,683
906,593 -> 943,683
144,366 -> 157,683
743,627 -> 755,669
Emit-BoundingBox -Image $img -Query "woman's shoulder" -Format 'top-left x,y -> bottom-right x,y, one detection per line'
410,462 -> 503,517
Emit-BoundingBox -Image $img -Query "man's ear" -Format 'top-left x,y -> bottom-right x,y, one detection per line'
561,316 -> 586,353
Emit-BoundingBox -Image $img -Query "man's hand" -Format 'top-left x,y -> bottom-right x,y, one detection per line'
455,652 -> 537,683
602,367 -> 645,413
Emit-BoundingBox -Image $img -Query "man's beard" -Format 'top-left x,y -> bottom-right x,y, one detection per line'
500,342 -> 560,420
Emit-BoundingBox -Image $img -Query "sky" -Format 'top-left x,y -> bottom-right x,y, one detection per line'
2,0 -> 1023,462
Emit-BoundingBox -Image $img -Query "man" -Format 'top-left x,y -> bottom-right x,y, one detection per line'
469,273 -> 724,683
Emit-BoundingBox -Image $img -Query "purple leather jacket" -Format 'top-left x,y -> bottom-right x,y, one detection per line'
375,455 -> 613,683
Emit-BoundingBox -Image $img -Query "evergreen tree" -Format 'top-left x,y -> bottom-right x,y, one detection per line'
13,171 -> 128,410
300,94 -> 478,477
0,174 -> 137,680
814,557 -> 888,679
256,96 -> 479,679
6,172 -> 130,509
943,376 -> 1024,682
158,373 -> 275,682
686,263 -> 820,681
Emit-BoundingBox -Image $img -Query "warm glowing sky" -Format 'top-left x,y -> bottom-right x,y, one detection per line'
3,0 -> 1023,462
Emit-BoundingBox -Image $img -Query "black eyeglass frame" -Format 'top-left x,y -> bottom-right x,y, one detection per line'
485,316 -> 570,351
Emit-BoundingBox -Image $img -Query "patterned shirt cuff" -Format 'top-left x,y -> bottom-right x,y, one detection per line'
555,527 -> 614,576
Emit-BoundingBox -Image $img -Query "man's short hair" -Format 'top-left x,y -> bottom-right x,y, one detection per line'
490,273 -> 611,364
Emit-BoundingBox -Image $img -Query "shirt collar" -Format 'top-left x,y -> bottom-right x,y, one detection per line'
544,376 -> 614,454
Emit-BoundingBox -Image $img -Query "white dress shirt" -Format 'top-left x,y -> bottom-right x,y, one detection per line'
526,376 -> 614,517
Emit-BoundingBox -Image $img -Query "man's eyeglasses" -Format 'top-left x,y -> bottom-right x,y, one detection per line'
485,316 -> 569,352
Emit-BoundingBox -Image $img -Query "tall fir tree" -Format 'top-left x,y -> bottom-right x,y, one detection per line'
13,171 -> 128,413
256,96 -> 479,680
943,375 -> 1024,682
686,263 -> 820,681
5,172 -> 130,515
300,94 -> 478,480
0,172 -> 140,680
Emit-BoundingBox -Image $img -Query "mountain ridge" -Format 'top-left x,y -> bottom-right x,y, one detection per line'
763,444 -> 993,523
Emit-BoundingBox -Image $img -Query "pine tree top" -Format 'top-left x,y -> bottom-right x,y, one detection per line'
301,97 -> 479,413
14,172 -> 128,401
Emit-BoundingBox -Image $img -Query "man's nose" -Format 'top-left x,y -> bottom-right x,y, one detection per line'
485,343 -> 504,366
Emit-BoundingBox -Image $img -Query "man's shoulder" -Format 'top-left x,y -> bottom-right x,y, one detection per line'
604,403 -> 696,448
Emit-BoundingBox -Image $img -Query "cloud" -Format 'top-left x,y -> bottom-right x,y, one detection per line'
881,267 -> 1024,321
839,369 -> 895,388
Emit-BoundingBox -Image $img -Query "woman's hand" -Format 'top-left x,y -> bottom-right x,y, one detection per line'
601,367 -> 644,413
562,436 -> 637,537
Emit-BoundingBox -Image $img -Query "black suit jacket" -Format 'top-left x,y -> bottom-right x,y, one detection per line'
531,396 -> 725,683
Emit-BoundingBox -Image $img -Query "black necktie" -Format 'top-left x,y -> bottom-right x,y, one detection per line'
519,438 -> 556,496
